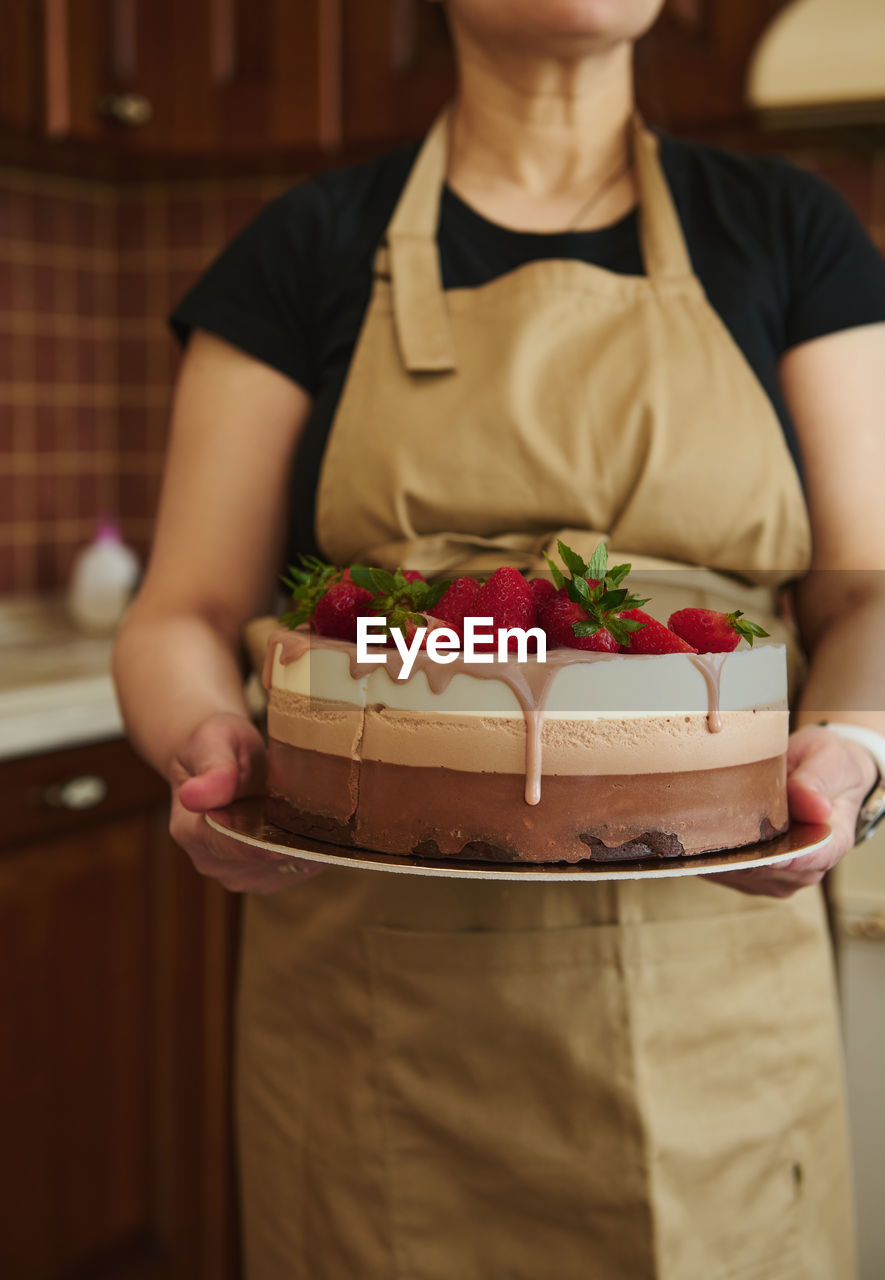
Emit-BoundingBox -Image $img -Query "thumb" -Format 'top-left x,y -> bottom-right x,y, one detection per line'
786,729 -> 835,824
176,715 -> 265,813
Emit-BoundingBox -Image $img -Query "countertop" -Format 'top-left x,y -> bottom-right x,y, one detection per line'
0,596 -> 123,762
0,596 -> 268,763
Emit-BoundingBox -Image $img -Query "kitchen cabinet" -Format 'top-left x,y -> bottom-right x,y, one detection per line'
0,739 -> 239,1280
637,0 -> 792,133
0,0 -> 453,172
340,0 -> 453,147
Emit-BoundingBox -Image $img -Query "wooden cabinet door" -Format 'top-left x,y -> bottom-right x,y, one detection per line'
340,0 -> 454,146
42,0 -> 328,154
0,742 -> 239,1279
637,0 -> 790,133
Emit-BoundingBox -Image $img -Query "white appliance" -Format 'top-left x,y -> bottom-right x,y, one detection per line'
833,825 -> 885,1280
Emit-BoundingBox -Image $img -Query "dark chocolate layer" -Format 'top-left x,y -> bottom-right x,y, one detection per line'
267,740 -> 788,863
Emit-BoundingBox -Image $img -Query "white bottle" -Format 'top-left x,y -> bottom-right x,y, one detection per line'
67,517 -> 140,635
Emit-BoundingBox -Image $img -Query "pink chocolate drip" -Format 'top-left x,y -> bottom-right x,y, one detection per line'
264,626 -> 727,805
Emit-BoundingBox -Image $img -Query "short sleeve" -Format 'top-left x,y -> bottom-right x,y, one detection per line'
169,179 -> 333,394
781,165 -> 885,351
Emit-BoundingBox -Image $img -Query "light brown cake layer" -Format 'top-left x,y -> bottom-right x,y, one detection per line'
268,693 -> 787,776
266,740 -> 788,863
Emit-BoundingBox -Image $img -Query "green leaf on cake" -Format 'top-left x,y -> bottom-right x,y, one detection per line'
279,555 -> 343,629
550,539 -> 652,645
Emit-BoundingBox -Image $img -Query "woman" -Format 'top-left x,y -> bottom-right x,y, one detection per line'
114,1 -> 885,1275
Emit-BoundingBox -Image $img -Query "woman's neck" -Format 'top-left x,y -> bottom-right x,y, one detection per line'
446,38 -> 636,233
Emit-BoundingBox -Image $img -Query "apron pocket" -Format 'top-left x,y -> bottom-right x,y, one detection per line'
622,899 -> 816,1280
364,921 -> 658,1280
365,902 -> 816,1280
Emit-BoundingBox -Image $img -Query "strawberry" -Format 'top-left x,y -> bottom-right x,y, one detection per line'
280,554 -> 343,628
541,539 -> 649,648
473,567 -> 536,650
618,608 -> 698,655
667,608 -> 769,653
529,577 -> 557,607
348,564 -> 450,644
539,589 -> 619,652
434,576 -> 480,636
311,581 -> 374,641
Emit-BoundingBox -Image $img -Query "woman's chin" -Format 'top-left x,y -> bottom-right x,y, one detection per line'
449,0 -> 664,52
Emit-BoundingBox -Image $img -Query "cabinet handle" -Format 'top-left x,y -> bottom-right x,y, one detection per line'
95,92 -> 153,128
33,775 -> 109,811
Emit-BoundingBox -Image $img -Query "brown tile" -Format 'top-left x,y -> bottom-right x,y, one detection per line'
0,259 -> 13,309
72,197 -> 97,249
117,405 -> 151,453
35,540 -> 59,591
55,539 -> 78,586
3,186 -> 34,239
34,334 -> 56,383
11,472 -> 36,523
34,263 -> 55,314
34,406 -> 57,451
119,470 -> 161,522
117,200 -> 147,252
117,269 -> 149,319
118,336 -> 149,385
35,470 -> 61,521
0,473 -> 15,523
75,471 -> 102,519
75,337 -> 97,384
32,191 -> 57,244
74,268 -> 98,316
166,197 -> 205,248
0,333 -> 13,384
168,268 -> 201,308
0,541 -> 15,593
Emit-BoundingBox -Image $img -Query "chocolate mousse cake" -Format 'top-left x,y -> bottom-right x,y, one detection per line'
261,629 -> 790,863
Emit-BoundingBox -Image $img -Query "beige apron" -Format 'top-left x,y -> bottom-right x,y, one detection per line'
237,115 -> 854,1279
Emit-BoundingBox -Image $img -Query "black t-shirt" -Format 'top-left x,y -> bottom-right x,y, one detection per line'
171,132 -> 885,564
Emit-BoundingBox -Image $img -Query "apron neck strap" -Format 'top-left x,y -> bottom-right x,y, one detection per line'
386,110 -> 458,373
630,116 -> 694,282
382,108 -> 695,373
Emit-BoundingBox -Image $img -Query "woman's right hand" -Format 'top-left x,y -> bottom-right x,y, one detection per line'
169,712 -> 324,893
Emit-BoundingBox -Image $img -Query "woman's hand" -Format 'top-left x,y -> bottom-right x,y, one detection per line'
711,724 -> 877,899
170,712 -> 324,894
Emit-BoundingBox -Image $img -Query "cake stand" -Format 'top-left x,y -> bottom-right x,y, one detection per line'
206,800 -> 831,881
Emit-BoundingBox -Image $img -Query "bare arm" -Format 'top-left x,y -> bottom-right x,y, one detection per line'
718,322 -> 885,897
113,330 -> 321,891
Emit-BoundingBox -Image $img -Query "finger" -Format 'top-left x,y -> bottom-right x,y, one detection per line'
179,763 -> 239,812
786,774 -> 833,824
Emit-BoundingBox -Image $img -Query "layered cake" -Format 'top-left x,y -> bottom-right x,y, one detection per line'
262,632 -> 789,863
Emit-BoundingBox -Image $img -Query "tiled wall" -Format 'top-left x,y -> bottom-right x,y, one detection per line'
0,170 -> 288,593
0,147 -> 884,595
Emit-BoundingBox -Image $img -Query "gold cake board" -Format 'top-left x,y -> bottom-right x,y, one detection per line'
207,800 -> 830,882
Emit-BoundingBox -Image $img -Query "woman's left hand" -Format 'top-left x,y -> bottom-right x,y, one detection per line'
710,724 -> 878,898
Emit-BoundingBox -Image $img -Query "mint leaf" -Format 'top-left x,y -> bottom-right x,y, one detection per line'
585,542 -> 608,581
557,540 -> 588,579
543,552 -> 564,590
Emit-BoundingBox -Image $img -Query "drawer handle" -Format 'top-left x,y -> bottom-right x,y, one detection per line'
35,775 -> 109,811
95,92 -> 154,127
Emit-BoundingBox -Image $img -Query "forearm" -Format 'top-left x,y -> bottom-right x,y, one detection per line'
113,605 -> 250,781
794,580 -> 885,736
